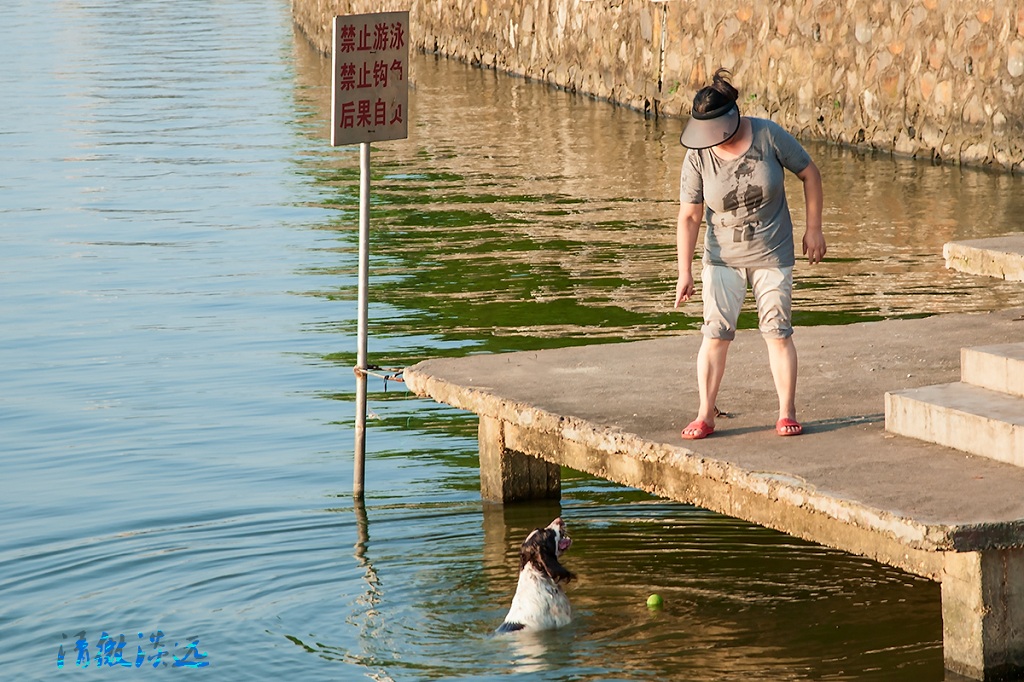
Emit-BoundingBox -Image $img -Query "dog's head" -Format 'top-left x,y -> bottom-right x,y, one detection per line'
519,517 -> 575,584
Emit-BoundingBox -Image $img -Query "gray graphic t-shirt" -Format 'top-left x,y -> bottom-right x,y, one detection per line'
679,118 -> 811,268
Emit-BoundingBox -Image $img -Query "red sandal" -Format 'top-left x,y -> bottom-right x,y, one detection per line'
681,420 -> 715,440
776,418 -> 803,436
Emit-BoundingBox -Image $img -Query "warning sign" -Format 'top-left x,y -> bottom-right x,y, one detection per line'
331,12 -> 410,146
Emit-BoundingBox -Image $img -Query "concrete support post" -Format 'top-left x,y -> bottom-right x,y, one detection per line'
941,549 -> 1024,680
478,416 -> 561,503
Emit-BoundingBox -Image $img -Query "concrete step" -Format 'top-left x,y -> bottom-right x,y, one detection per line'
962,343 -> 1024,398
944,235 -> 1024,282
885,382 -> 1024,467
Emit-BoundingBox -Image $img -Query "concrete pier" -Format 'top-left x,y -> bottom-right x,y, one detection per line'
945,235 -> 1024,284
405,307 -> 1024,680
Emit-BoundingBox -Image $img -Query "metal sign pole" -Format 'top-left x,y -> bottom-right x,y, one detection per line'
331,11 -> 409,499
353,141 -> 370,499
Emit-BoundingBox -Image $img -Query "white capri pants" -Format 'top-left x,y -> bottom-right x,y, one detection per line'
701,264 -> 793,341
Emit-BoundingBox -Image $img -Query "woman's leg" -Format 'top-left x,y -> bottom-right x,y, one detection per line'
696,336 -> 730,426
683,264 -> 744,438
752,267 -> 800,433
764,335 -> 798,425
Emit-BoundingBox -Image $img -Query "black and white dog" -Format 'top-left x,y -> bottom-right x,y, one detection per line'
497,517 -> 575,633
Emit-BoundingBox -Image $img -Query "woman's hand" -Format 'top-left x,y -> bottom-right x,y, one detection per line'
675,271 -> 695,307
796,161 -> 825,264
675,203 -> 703,307
802,229 -> 827,265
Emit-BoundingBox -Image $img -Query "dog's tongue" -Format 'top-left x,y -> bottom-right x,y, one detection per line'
558,536 -> 572,552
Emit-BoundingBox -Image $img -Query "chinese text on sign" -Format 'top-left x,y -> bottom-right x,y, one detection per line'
331,12 -> 409,146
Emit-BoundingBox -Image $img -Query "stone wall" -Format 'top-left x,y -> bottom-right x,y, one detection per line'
292,0 -> 1024,172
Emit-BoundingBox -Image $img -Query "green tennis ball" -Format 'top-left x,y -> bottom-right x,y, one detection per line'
646,594 -> 663,609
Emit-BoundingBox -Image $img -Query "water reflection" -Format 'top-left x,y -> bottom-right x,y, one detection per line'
292,36 -> 1023,364
352,499 -> 384,650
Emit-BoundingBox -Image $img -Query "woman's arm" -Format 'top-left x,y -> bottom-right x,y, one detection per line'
797,160 -> 826,264
675,202 -> 704,307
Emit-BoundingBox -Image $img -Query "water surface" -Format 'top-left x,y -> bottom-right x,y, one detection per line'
3,1 -> 1023,680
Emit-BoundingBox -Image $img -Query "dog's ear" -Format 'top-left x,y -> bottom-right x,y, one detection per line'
519,530 -> 542,572
521,528 -> 575,583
